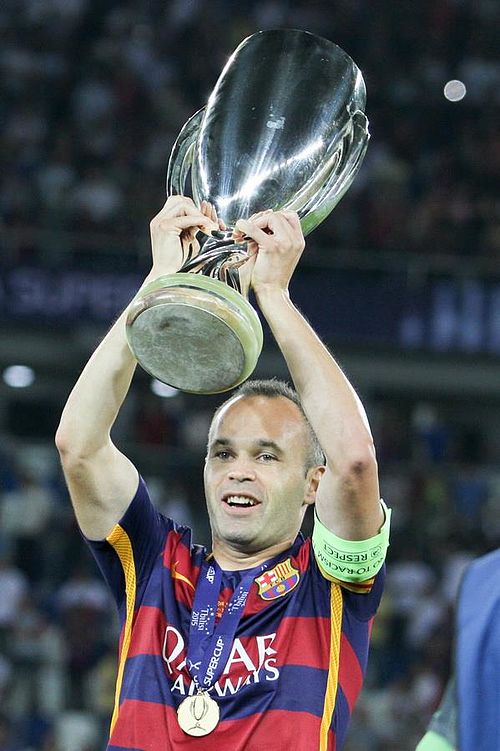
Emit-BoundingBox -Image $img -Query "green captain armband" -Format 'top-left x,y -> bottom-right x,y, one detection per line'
312,500 -> 391,584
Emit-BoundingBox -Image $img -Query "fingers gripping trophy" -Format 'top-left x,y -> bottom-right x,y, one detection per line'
126,29 -> 370,394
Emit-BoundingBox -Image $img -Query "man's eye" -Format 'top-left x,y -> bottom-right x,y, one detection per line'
214,450 -> 232,460
258,453 -> 277,462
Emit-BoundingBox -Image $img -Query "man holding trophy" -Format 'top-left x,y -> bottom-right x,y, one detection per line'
56,30 -> 390,750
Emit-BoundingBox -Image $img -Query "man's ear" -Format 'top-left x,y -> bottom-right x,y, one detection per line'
303,465 -> 326,506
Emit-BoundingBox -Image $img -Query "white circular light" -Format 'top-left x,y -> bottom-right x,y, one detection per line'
150,379 -> 179,398
3,365 -> 35,388
443,79 -> 466,102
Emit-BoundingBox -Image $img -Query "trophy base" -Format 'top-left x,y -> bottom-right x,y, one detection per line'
126,274 -> 263,394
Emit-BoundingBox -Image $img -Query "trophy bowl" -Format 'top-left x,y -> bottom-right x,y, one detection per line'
126,29 -> 369,394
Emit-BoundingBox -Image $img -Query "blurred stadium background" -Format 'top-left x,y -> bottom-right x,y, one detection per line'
1,1 -> 499,749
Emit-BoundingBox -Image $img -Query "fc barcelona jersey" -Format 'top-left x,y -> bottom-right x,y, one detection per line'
86,477 -> 385,751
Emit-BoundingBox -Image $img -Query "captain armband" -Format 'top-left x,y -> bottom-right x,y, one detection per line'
312,500 -> 391,584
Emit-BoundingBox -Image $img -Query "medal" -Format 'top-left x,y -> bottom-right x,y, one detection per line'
177,558 -> 271,735
177,689 -> 220,736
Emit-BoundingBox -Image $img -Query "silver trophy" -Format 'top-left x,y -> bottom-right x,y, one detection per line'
126,29 -> 369,394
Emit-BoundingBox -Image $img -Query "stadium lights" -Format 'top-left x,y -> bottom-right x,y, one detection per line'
3,365 -> 36,388
443,79 -> 467,102
150,379 -> 180,398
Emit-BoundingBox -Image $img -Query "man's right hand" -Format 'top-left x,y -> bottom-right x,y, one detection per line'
149,196 -> 222,277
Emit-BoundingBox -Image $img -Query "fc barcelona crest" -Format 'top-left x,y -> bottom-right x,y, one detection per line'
255,558 -> 300,601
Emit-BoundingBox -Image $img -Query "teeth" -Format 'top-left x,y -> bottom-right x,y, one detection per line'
225,495 -> 257,507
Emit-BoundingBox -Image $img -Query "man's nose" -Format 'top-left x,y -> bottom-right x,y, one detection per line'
227,463 -> 256,482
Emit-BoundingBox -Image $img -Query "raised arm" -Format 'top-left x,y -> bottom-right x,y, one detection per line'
55,197 -> 218,540
234,211 -> 383,540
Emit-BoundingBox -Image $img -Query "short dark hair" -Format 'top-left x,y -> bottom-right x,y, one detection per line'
210,378 -> 325,470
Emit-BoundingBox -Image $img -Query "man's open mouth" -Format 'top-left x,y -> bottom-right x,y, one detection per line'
222,494 -> 260,508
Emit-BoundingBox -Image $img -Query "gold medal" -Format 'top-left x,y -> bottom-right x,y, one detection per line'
177,690 -> 220,736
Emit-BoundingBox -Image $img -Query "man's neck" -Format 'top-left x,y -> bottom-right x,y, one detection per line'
211,537 -> 295,571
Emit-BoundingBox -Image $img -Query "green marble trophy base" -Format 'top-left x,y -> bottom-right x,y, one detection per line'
126,273 -> 263,394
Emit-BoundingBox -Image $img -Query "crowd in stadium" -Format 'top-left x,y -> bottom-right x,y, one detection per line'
2,0 -> 499,269
1,0 -> 499,749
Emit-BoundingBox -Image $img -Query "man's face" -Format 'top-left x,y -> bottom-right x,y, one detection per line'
204,395 -> 317,555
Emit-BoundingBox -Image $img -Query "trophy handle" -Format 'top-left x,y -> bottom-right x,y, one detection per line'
166,106 -> 205,196
298,110 -> 369,236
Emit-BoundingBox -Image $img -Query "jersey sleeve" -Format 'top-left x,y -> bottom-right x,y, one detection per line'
84,475 -> 172,606
340,564 -> 386,621
308,538 -> 386,621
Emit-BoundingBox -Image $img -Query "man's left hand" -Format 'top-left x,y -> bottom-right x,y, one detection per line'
233,210 -> 305,298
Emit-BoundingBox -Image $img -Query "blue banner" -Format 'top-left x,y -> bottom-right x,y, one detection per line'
1,267 -> 499,356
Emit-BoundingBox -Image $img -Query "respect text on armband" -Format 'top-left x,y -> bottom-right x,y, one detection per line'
320,541 -> 383,563
314,545 -> 384,577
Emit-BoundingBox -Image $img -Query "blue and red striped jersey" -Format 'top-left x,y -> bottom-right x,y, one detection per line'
86,477 -> 385,751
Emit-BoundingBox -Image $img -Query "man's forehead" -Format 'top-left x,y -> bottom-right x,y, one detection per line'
209,394 -> 305,439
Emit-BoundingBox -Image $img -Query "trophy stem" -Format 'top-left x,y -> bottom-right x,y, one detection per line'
178,233 -> 250,295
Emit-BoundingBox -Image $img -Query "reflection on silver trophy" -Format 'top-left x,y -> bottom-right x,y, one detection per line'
126,29 -> 370,394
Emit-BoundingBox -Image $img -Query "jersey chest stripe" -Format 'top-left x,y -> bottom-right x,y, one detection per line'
319,583 -> 343,751
106,524 -> 137,737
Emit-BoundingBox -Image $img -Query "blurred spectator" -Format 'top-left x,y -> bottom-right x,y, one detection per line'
52,711 -> 100,751
7,596 -> 66,720
70,166 -> 124,229
385,545 -> 436,621
406,578 -> 448,653
0,468 -> 55,583
55,564 -> 111,709
411,403 -> 451,465
451,463 -> 490,530
0,554 -> 29,648
84,650 -> 117,728
0,714 -> 17,751
439,536 -> 476,607
383,544 -> 437,678
0,659 -> 13,715
135,393 -> 179,446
